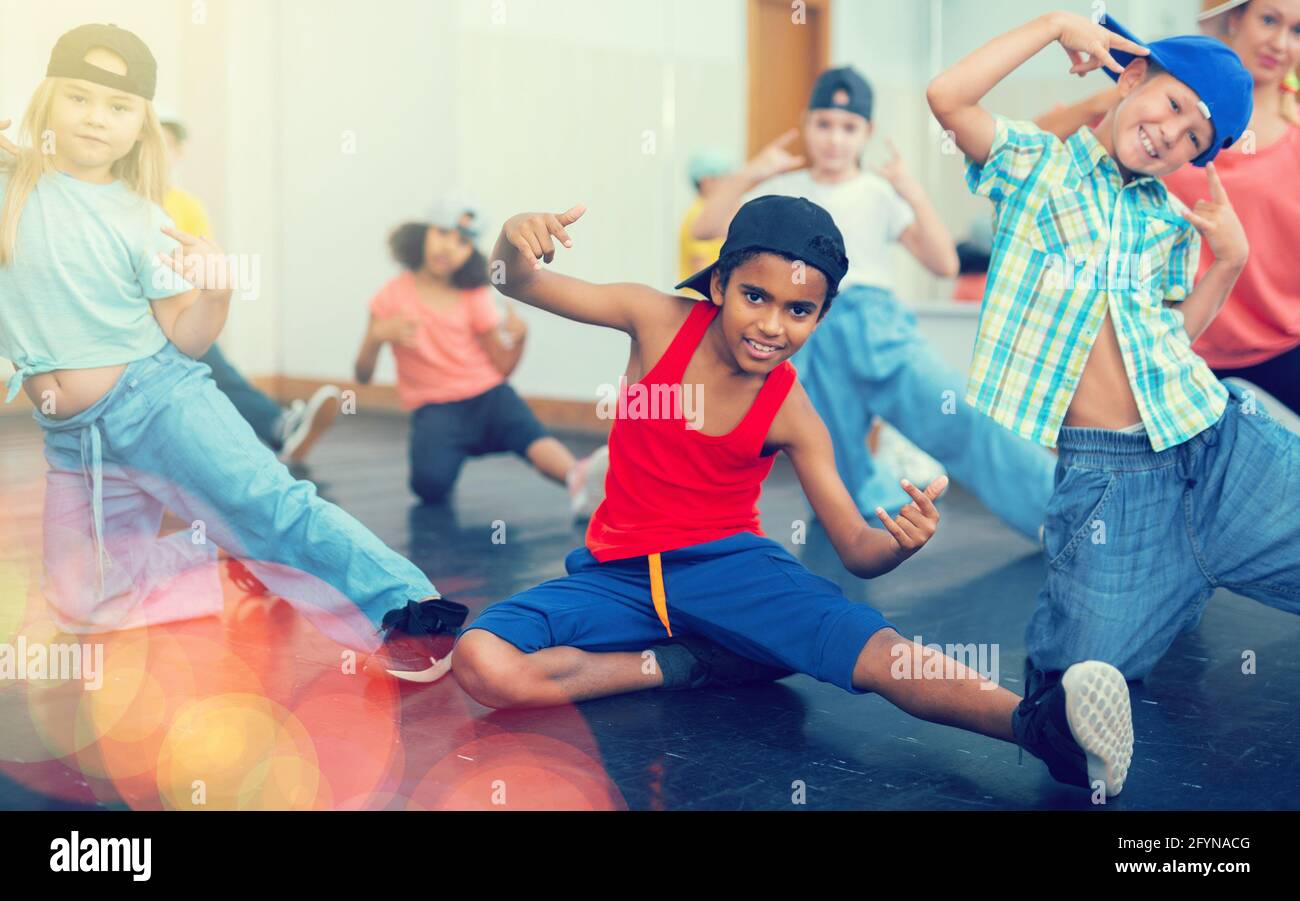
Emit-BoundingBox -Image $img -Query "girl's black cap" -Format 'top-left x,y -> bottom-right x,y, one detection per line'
808,66 -> 873,121
675,195 -> 849,300
47,23 -> 157,101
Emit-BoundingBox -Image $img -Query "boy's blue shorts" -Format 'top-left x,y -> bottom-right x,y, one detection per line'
461,531 -> 894,693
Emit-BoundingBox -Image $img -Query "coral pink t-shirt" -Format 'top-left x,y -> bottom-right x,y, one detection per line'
1163,125 -> 1300,370
368,272 -> 504,409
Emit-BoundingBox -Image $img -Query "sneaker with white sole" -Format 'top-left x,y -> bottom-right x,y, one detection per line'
363,597 -> 468,684
874,423 -> 948,490
567,445 -> 609,521
278,385 -> 342,464
222,558 -> 287,627
1013,660 -> 1134,796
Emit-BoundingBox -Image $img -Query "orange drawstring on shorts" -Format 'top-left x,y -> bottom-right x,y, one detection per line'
648,552 -> 672,637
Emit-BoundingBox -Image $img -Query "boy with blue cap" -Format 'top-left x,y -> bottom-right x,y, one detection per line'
929,11 -> 1300,733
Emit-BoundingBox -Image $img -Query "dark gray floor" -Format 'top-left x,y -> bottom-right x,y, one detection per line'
321,412 -> 1300,810
2,409 -> 1297,809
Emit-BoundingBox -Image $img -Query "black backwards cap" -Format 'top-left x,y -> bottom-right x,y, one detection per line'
675,195 -> 849,300
808,66 -> 873,121
47,24 -> 157,101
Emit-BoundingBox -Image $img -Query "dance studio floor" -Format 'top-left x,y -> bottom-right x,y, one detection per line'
1,409 -> 1296,811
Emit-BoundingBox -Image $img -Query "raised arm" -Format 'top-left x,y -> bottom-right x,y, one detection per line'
874,138 -> 959,279
926,11 -> 1146,164
774,383 -> 947,579
149,226 -> 230,359
1168,164 -> 1249,340
476,301 -> 528,377
492,204 -> 665,337
1034,86 -> 1121,142
0,118 -> 17,156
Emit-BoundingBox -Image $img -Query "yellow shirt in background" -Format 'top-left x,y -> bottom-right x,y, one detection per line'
163,186 -> 213,240
679,197 -> 724,283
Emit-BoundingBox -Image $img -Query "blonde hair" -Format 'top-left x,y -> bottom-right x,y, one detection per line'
1200,0 -> 1300,125
0,77 -> 169,266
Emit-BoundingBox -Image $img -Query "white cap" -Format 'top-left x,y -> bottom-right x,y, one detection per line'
425,196 -> 488,247
1197,0 -> 1251,22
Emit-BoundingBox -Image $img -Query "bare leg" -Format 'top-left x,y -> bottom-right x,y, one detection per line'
453,629 -> 664,709
852,628 -> 1018,743
457,626 -> 1023,740
525,436 -> 577,486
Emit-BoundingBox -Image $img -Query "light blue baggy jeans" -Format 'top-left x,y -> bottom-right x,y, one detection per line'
1027,381 -> 1300,680
34,342 -> 436,650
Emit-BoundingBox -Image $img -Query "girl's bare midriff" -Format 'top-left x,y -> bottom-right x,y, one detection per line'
21,364 -> 127,419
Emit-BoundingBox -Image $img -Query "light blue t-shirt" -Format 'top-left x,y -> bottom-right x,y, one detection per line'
0,165 -> 193,402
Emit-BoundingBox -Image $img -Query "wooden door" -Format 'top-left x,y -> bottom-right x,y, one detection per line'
747,0 -> 832,159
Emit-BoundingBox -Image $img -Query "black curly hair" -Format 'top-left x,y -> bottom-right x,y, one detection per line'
387,222 -> 490,289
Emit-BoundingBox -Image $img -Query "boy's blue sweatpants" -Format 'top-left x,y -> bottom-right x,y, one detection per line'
462,531 -> 895,694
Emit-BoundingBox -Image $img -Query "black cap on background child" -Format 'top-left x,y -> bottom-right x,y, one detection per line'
808,66 -> 873,121
46,23 -> 158,101
675,195 -> 849,299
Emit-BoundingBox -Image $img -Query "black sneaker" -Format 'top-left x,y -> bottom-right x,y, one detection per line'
364,597 -> 468,684
1013,660 -> 1133,796
223,558 -> 286,626
649,634 -> 795,691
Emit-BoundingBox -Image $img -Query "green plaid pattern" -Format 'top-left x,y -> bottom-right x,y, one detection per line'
965,116 -> 1226,451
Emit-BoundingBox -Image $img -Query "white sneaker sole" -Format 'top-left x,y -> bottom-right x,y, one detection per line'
280,386 -> 342,463
385,650 -> 454,685
1061,660 -> 1133,797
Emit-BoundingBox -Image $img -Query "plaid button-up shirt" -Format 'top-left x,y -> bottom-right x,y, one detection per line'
965,116 -> 1226,452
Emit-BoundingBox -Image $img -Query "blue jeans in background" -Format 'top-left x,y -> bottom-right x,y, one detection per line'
794,285 -> 1055,541
199,341 -> 284,450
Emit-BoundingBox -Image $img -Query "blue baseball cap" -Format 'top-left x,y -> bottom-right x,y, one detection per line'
687,152 -> 736,186
1099,13 -> 1253,167
674,195 -> 848,299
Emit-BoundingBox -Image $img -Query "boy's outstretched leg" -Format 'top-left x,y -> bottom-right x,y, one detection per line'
452,628 -> 791,707
854,629 -> 1132,795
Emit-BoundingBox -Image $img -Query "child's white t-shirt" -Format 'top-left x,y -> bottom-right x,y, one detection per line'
742,169 -> 915,292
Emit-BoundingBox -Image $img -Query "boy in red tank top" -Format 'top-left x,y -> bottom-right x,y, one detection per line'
398,196 -> 1136,796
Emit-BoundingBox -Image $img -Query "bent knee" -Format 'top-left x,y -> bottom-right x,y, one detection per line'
453,629 -> 535,708
851,627 -> 908,693
410,473 -> 456,505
